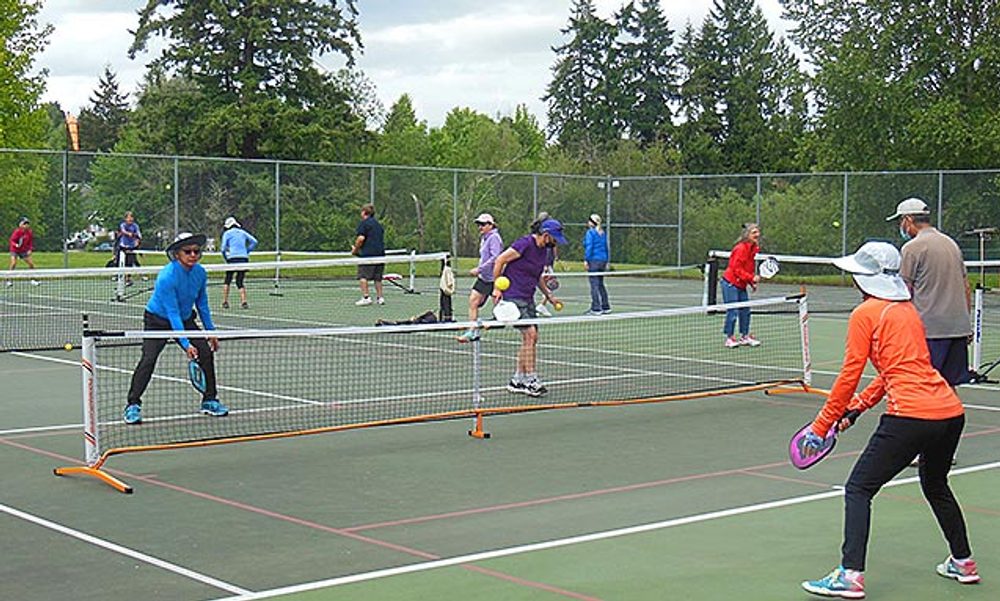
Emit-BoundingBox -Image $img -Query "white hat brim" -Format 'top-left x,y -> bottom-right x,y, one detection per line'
851,273 -> 911,301
832,254 -> 877,275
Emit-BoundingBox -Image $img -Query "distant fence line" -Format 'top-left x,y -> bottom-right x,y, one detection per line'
1,147 -> 998,267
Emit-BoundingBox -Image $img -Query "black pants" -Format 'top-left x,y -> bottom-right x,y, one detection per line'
223,256 -> 249,288
126,311 -> 218,405
842,414 -> 971,570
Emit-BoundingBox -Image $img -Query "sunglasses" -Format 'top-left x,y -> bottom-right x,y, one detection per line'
179,247 -> 202,256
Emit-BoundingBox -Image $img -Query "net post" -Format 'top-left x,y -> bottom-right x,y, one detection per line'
799,294 -> 813,387
409,250 -> 417,293
703,255 -> 719,306
53,332 -> 134,494
972,287 -> 983,373
467,334 -> 490,439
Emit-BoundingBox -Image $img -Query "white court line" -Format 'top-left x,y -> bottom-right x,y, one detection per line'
0,502 -> 252,595
215,461 -> 1000,601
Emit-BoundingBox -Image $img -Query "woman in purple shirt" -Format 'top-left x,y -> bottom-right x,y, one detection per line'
457,213 -> 503,343
490,216 -> 567,396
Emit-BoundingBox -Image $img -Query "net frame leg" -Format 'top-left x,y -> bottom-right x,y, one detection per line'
53,464 -> 133,494
467,336 -> 490,439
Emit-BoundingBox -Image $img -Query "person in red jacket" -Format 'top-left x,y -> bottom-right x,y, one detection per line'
7,217 -> 38,286
721,223 -> 761,348
800,241 -> 978,599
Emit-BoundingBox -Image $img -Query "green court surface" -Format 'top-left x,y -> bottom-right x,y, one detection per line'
2,279 -> 998,601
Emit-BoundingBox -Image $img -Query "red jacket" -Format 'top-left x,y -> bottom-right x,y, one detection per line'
9,227 -> 33,253
722,241 -> 758,289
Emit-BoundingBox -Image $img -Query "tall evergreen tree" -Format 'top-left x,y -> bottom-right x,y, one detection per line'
543,0 -> 616,158
78,66 -> 131,152
127,0 -> 365,159
614,0 -> 678,147
677,0 -> 807,173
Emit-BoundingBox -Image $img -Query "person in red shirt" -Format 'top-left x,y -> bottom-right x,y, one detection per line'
721,223 -> 761,348
800,241 -> 979,599
7,217 -> 38,285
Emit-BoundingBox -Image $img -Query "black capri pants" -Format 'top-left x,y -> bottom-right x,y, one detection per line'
223,256 -> 249,288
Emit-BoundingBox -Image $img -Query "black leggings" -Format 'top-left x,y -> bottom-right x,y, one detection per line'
126,311 -> 218,405
224,257 -> 249,288
841,414 -> 971,570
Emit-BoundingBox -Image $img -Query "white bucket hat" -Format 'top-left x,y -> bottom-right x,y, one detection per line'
832,241 -> 910,301
224,216 -> 240,229
885,197 -> 929,221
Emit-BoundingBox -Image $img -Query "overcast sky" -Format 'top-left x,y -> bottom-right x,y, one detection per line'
35,0 -> 792,128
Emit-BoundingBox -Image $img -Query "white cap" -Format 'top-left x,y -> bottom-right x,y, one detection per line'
224,216 -> 240,229
885,197 -> 929,221
589,214 -> 602,226
832,241 -> 910,301
474,213 -> 494,225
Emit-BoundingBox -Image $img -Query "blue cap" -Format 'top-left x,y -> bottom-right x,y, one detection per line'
539,218 -> 567,245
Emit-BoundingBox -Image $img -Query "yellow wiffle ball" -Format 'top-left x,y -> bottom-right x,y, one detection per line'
554,302 -> 564,311
495,276 -> 510,291
64,343 -> 74,351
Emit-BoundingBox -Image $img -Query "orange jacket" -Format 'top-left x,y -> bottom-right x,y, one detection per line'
811,297 -> 964,436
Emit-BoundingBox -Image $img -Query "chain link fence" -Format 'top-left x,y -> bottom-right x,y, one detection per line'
2,148 -> 998,266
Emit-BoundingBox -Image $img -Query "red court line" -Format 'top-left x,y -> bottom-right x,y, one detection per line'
0,437 -> 605,601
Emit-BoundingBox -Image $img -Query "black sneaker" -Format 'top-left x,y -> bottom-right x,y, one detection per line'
524,379 -> 548,397
506,380 -> 527,394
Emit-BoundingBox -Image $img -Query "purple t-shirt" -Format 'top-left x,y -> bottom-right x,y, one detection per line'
503,235 -> 548,301
477,229 -> 503,282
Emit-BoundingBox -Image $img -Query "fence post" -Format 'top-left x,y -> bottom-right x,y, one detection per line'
173,157 -> 180,237
452,170 -> 459,258
755,174 -> 762,225
62,150 -> 69,267
605,175 -> 613,262
842,172 -> 849,256
677,176 -> 684,267
370,165 -> 376,208
533,174 -> 538,217
274,161 -> 281,255
937,171 -> 944,229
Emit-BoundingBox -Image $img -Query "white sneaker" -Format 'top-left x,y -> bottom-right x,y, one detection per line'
725,337 -> 741,349
376,296 -> 385,305
355,297 -> 373,306
30,279 -> 40,286
4,281 -> 11,287
740,335 -> 761,347
535,304 -> 552,317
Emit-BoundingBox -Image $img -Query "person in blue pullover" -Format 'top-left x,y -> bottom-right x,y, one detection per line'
219,216 -> 258,309
584,213 -> 611,315
123,232 -> 228,424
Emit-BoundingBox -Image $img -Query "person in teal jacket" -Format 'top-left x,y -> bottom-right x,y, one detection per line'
123,232 -> 228,424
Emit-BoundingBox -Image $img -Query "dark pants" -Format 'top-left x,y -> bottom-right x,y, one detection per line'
224,256 -> 249,288
126,311 -> 218,405
587,260 -> 610,311
927,337 -> 972,385
841,414 -> 971,570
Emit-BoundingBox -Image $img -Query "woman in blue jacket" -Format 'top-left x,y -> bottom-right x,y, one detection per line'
584,214 -> 610,315
220,216 -> 258,309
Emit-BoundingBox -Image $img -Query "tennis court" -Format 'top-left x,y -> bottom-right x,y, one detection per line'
2,274 -> 999,601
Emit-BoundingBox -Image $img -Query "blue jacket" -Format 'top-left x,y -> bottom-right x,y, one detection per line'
221,227 -> 258,260
584,228 -> 609,262
146,261 -> 215,349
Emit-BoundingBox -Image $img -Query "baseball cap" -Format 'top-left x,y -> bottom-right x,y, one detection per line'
19,216 -> 29,225
885,197 -> 930,221
588,214 -> 602,226
224,216 -> 240,229
539,218 -> 568,245
832,241 -> 910,301
474,213 -> 494,225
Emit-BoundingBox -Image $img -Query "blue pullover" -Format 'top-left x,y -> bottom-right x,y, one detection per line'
146,261 -> 215,349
